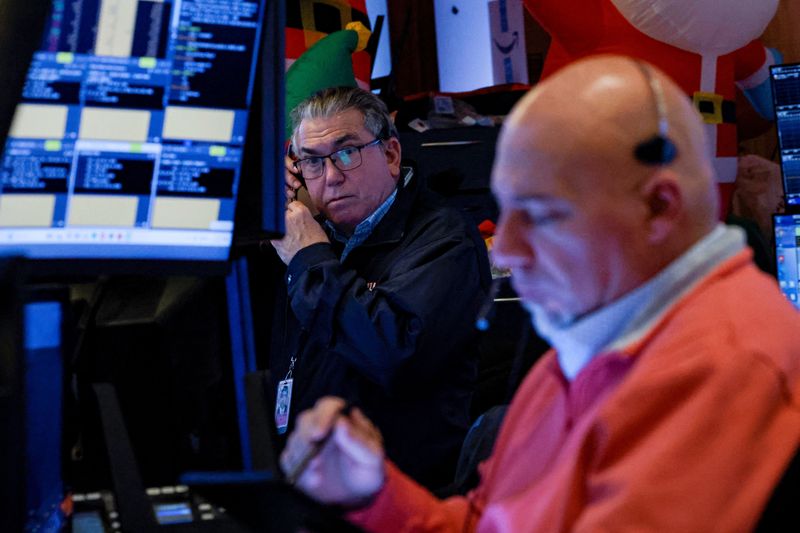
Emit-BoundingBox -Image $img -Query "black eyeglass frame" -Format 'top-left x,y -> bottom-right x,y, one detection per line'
291,138 -> 384,180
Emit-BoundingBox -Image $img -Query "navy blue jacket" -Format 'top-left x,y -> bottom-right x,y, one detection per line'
269,172 -> 491,489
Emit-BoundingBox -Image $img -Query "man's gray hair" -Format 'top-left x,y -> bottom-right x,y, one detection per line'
289,86 -> 398,152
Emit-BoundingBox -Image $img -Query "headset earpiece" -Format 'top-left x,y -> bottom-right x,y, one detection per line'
635,134 -> 677,165
632,61 -> 678,166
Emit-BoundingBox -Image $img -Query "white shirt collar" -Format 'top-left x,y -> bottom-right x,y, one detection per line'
529,224 -> 746,380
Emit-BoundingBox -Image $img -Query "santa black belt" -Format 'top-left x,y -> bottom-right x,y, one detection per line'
693,91 -> 736,125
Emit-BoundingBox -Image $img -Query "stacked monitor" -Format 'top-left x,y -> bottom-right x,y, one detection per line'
772,62 -> 800,309
0,0 -> 283,276
772,62 -> 800,208
0,259 -> 68,531
774,214 -> 800,307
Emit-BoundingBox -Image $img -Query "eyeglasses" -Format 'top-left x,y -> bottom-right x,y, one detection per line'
292,138 -> 383,180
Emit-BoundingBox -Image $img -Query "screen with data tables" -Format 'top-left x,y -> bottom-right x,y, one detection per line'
772,63 -> 800,209
0,0 -> 266,271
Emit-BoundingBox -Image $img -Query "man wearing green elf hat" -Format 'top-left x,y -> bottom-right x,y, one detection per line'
266,25 -> 491,490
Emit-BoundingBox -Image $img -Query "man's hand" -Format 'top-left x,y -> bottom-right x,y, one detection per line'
270,201 -> 329,265
280,397 -> 386,507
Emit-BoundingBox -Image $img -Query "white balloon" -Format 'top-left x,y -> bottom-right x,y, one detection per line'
610,0 -> 779,56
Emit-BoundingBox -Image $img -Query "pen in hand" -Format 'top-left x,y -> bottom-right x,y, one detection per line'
284,403 -> 354,485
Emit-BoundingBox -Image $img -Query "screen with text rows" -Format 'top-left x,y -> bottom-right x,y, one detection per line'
0,0 -> 265,266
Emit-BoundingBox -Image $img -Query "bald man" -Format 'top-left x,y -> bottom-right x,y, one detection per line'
279,56 -> 800,531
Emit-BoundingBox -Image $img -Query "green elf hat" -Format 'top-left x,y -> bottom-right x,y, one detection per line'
285,21 -> 371,140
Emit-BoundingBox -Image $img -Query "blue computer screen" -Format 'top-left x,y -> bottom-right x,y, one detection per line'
0,0 -> 264,264
774,214 -> 800,309
771,63 -> 800,208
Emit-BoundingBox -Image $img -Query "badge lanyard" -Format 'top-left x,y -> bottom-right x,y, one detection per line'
275,355 -> 295,435
275,293 -> 298,435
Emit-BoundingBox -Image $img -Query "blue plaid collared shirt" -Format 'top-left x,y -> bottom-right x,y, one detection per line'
326,188 -> 397,262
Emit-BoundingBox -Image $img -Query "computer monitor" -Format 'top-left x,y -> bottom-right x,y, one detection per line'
0,258 -> 68,531
0,0 -> 284,277
771,62 -> 800,210
773,213 -> 800,309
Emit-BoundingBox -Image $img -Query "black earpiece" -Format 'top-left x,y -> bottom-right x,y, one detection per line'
635,134 -> 678,165
633,61 -> 678,166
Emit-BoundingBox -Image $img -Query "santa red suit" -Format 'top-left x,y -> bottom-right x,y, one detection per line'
524,0 -> 780,219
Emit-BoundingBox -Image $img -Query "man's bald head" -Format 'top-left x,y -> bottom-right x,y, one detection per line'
490,55 -> 720,323
500,55 -> 716,228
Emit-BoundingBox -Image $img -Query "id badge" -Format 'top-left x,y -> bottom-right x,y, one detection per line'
275,378 -> 293,435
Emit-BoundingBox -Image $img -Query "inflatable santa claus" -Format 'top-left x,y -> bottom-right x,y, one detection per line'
524,0 -> 781,218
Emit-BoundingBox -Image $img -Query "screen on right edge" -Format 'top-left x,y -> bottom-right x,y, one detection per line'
771,63 -> 800,208
774,214 -> 800,309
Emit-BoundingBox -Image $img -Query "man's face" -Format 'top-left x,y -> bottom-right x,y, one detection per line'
294,108 -> 401,234
490,130 -> 647,324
